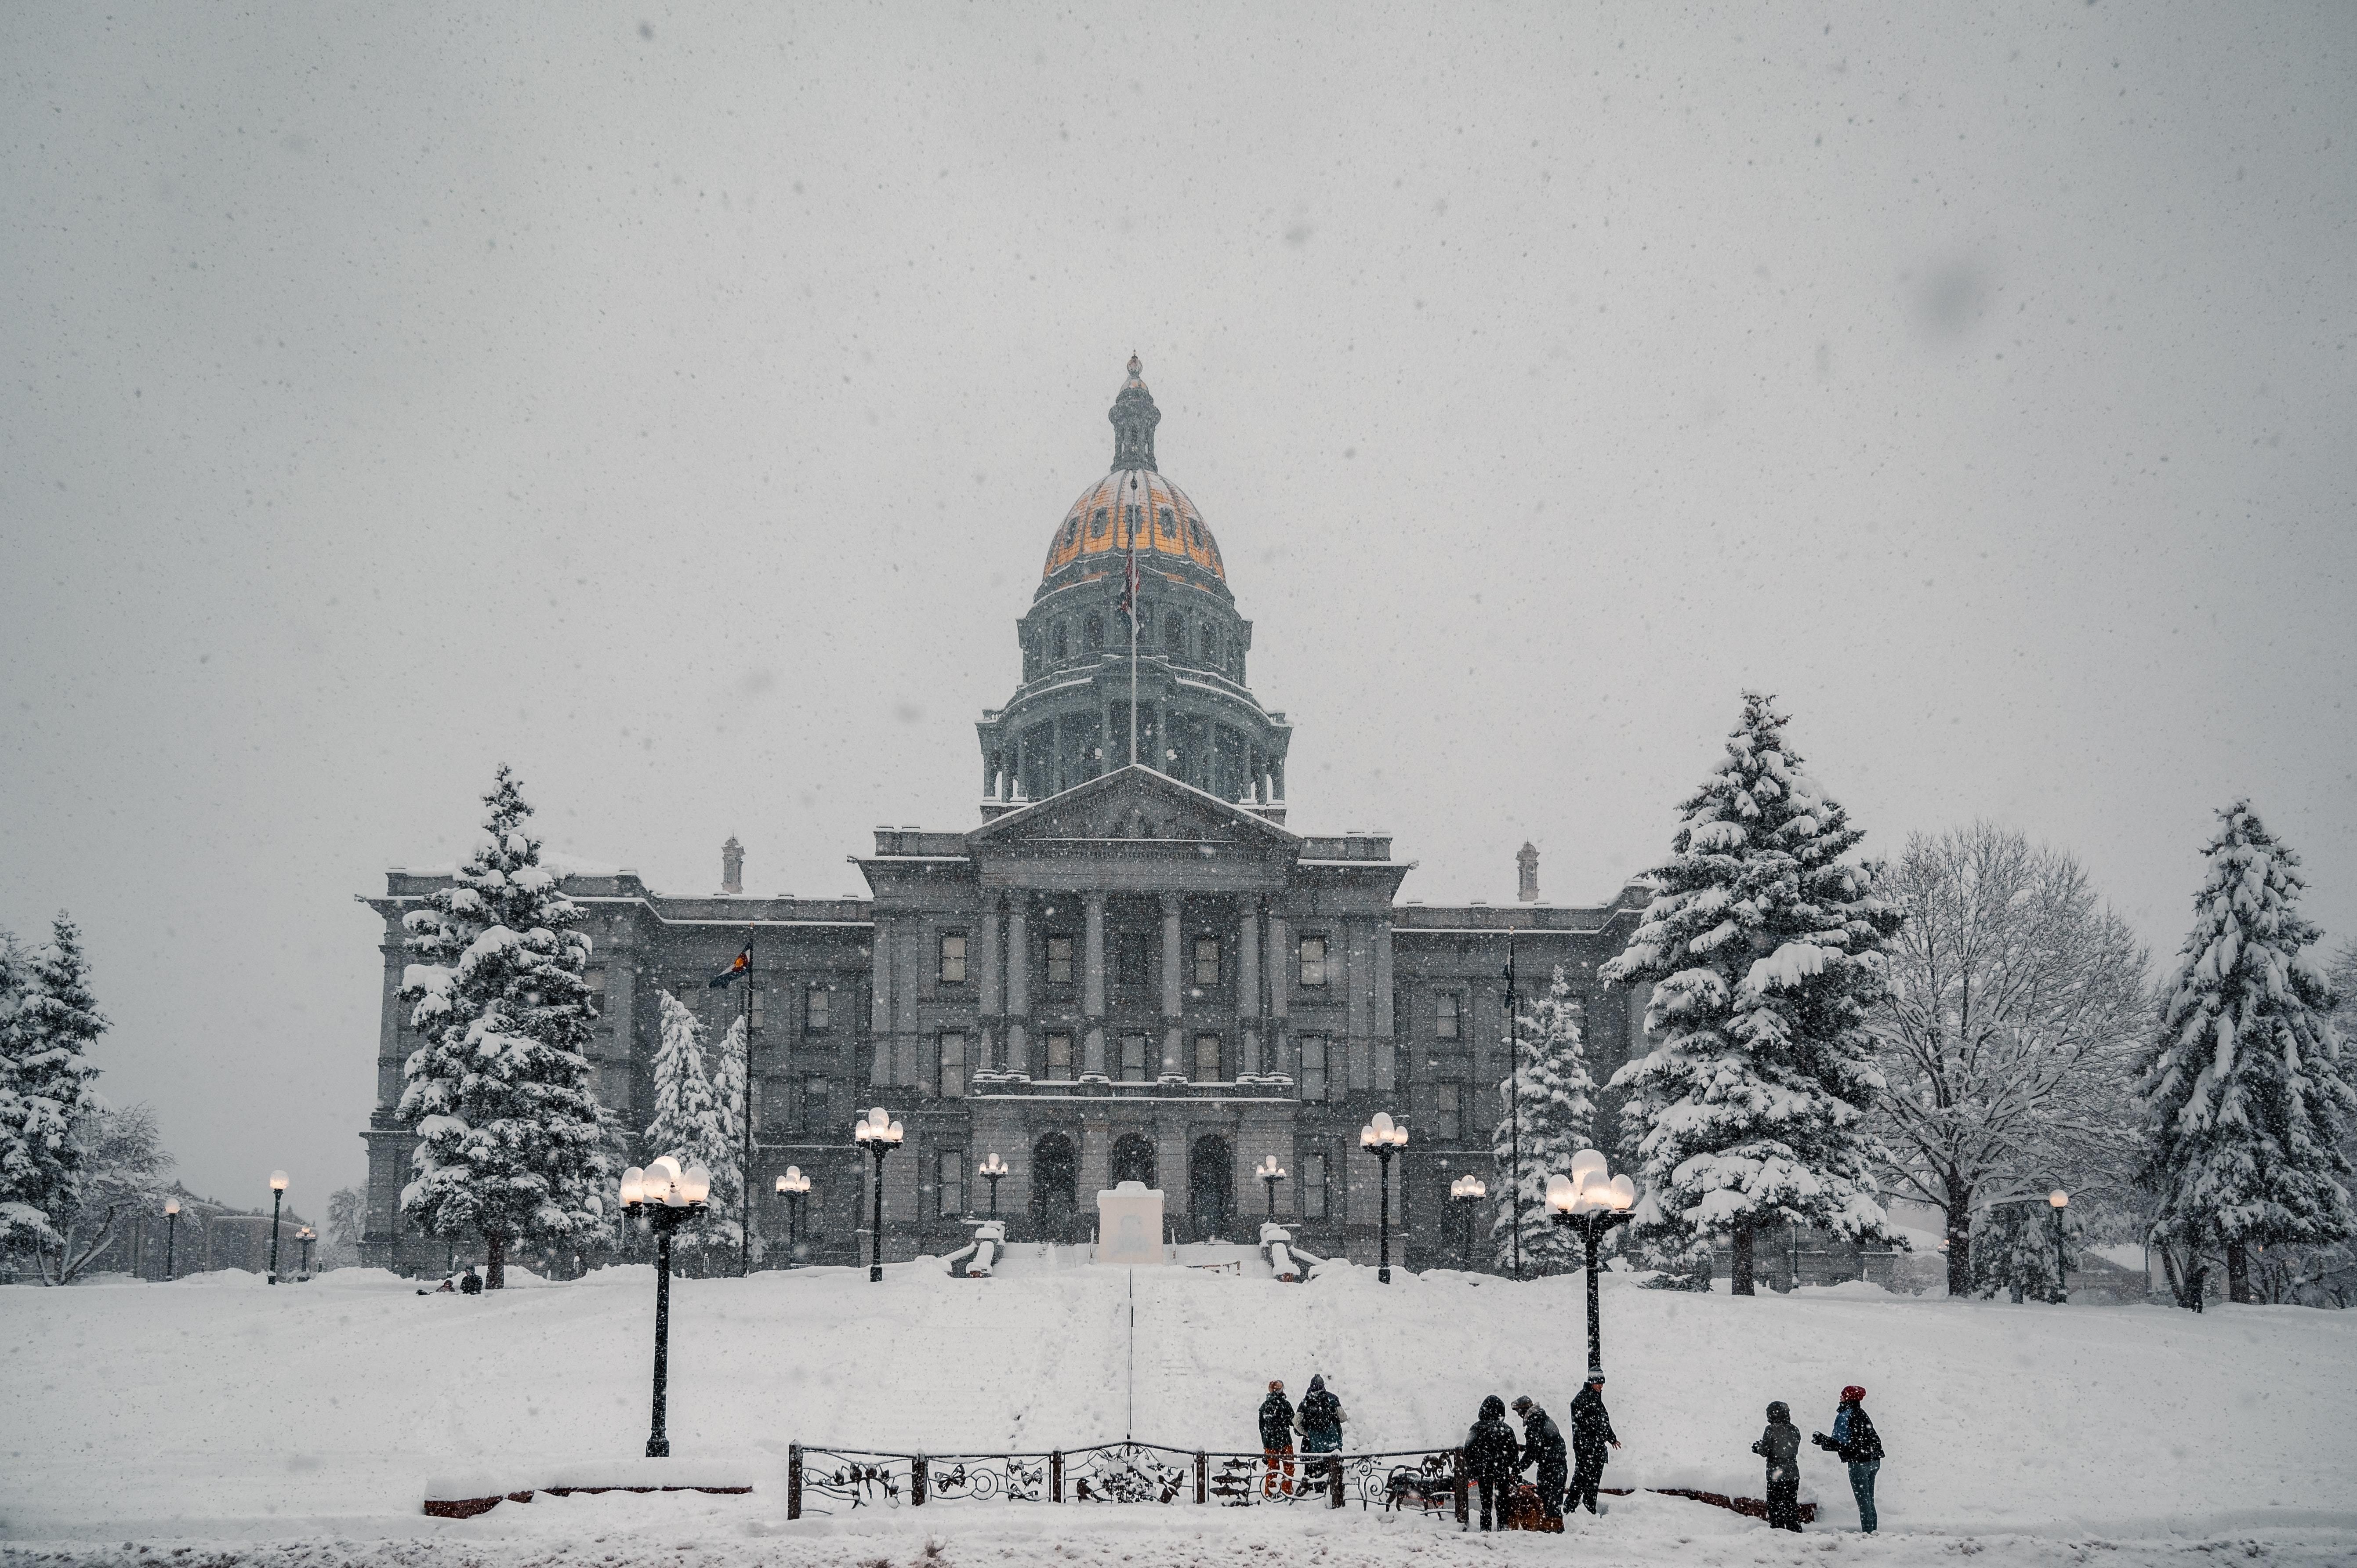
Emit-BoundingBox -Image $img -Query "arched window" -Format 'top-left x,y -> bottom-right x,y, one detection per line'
1052,621 -> 1069,660
1157,506 -> 1177,544
1200,625 -> 1218,664
1063,518 -> 1079,549
1186,516 -> 1204,550
1165,611 -> 1184,651
1084,616 -> 1104,652
1090,508 -> 1109,540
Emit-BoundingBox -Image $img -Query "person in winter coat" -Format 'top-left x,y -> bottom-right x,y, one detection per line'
1810,1385 -> 1885,1533
1752,1401 -> 1803,1532
1258,1380 -> 1296,1499
1295,1374 -> 1345,1483
1510,1396 -> 1568,1532
457,1265 -> 483,1296
1464,1395 -> 1521,1532
1565,1368 -> 1621,1516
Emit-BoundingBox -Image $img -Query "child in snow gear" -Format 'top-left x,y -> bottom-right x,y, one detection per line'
1566,1368 -> 1620,1516
458,1265 -> 483,1296
1296,1373 -> 1345,1484
1752,1400 -> 1803,1532
1511,1395 -> 1568,1531
1464,1395 -> 1521,1532
1811,1385 -> 1884,1533
1258,1380 -> 1297,1499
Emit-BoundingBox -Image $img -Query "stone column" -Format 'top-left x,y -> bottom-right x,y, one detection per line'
1006,898 -> 1030,1079
1081,890 -> 1108,1081
869,917 -> 895,1087
1267,913 -> 1292,1081
1159,892 -> 1185,1081
1373,918 -> 1396,1093
898,922 -> 923,1089
1079,1115 -> 1112,1206
1239,898 -> 1263,1080
1347,920 -> 1372,1095
979,899 -> 1003,1075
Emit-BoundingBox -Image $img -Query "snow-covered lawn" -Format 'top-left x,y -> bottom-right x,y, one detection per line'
4,1253 -> 2353,1563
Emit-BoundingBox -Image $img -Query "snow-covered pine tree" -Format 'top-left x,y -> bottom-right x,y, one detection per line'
708,1012 -> 747,1260
2135,800 -> 2356,1305
398,766 -> 613,1288
1969,1197 -> 2071,1304
645,991 -> 741,1260
1489,964 -> 1596,1276
0,916 -> 107,1267
1600,692 -> 1905,1294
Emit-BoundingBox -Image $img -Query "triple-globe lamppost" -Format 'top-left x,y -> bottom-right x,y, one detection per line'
1359,1112 -> 1408,1284
267,1170 -> 289,1283
1546,1149 -> 1636,1372
853,1107 -> 903,1283
1449,1173 -> 1487,1266
1255,1154 -> 1286,1220
978,1152 -> 1008,1218
774,1166 -> 812,1265
619,1155 -> 712,1458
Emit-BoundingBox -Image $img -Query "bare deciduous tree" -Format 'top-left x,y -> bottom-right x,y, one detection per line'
1868,823 -> 2149,1296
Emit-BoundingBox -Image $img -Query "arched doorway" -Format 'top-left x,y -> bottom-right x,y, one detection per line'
1032,1132 -> 1078,1241
1111,1132 -> 1157,1189
1189,1135 -> 1233,1241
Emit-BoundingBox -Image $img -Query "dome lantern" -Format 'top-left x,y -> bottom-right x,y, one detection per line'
1109,353 -> 1161,472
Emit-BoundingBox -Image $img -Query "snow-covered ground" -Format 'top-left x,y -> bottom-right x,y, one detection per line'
4,1251 -> 2353,1564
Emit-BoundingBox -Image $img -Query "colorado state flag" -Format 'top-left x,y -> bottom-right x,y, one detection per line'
708,942 -> 752,988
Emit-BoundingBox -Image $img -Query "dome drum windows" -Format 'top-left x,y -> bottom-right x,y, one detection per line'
1052,622 -> 1070,660
1083,616 -> 1104,652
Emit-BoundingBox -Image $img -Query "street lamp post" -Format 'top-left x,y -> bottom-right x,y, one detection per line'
978,1152 -> 1008,1218
297,1226 -> 315,1279
1360,1112 -> 1409,1284
1449,1173 -> 1487,1267
2048,1189 -> 2071,1304
267,1170 -> 289,1283
1546,1149 -> 1636,1373
1256,1155 -> 1286,1220
163,1197 -> 180,1282
853,1107 -> 904,1283
620,1155 -> 712,1458
774,1166 -> 810,1265
1501,936 -> 1521,1280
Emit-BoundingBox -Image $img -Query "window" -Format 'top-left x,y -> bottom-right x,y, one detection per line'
1046,935 -> 1075,986
1053,621 -> 1069,659
586,968 -> 607,993
1201,626 -> 1218,664
1302,1152 -> 1330,1220
1084,616 -> 1104,652
1090,507 -> 1110,540
1194,1032 -> 1222,1082
1300,1033 -> 1330,1102
937,1149 -> 967,1217
1193,935 -> 1221,986
749,989 -> 766,1031
1436,992 -> 1461,1040
1120,1032 -> 1149,1082
1187,516 -> 1204,550
1157,505 -> 1175,539
940,934 -> 968,984
1117,931 -> 1150,989
799,1074 -> 831,1136
806,985 -> 831,1032
1165,611 -> 1184,649
1433,1083 -> 1465,1143
1299,936 -> 1329,988
1045,1031 -> 1073,1080
939,1032 -> 966,1099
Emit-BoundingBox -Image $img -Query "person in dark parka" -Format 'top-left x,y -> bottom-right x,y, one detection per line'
1257,1380 -> 1296,1499
1296,1374 -> 1345,1484
1811,1384 -> 1885,1533
1464,1395 -> 1521,1532
457,1264 -> 483,1296
1565,1368 -> 1621,1516
1511,1395 -> 1567,1532
1752,1401 -> 1803,1532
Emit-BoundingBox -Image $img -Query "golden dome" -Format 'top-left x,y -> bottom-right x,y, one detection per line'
1040,358 -> 1227,585
1043,468 -> 1226,583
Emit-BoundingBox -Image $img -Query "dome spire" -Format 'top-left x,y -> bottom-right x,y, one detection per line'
1109,352 -> 1160,472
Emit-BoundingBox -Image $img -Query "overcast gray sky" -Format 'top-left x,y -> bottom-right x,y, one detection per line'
4,4 -> 2352,1209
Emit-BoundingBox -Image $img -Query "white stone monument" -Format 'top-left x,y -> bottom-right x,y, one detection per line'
1094,1180 -> 1166,1265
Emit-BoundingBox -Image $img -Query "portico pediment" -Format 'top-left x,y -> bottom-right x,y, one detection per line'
967,765 -> 1298,856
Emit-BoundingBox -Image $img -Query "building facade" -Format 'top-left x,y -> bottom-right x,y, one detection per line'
359,361 -> 1649,1275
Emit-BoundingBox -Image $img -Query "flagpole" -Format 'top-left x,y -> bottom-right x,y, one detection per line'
740,933 -> 754,1278
1128,543 -> 1139,767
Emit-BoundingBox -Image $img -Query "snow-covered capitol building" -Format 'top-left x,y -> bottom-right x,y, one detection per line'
358,362 -> 1650,1272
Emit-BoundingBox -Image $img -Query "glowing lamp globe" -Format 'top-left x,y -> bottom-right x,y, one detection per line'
1608,1174 -> 1636,1209
620,1166 -> 646,1206
680,1164 -> 713,1205
269,1170 -> 290,1193
1546,1173 -> 1577,1214
1568,1149 -> 1608,1187
2049,1189 -> 2070,1209
164,1198 -> 181,1217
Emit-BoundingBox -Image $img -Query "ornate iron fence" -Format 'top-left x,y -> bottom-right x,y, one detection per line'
787,1442 -> 1466,1521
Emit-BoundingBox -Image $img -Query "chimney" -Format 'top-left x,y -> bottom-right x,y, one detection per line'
1517,841 -> 1540,902
721,836 -> 744,896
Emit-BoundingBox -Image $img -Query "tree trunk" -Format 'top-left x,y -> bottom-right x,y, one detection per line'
1730,1222 -> 1755,1296
486,1231 -> 507,1290
2225,1239 -> 2251,1304
1944,1187 -> 1973,1298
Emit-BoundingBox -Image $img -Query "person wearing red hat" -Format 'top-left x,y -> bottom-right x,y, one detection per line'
1258,1380 -> 1296,1499
1811,1386 -> 1884,1533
